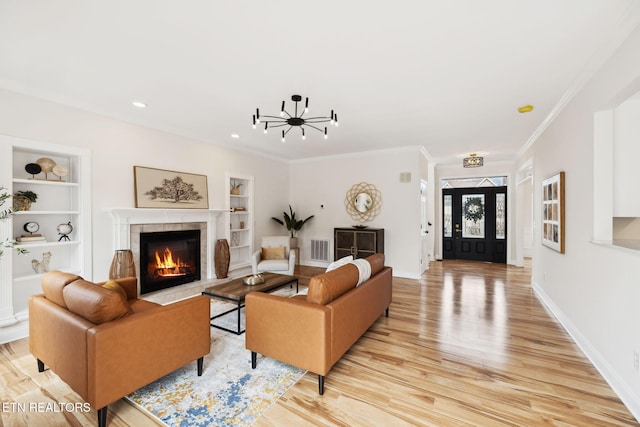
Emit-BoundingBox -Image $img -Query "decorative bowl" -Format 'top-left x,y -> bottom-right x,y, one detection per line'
353,224 -> 368,229
243,274 -> 265,285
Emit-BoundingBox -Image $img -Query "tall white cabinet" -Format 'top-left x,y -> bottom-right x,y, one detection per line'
0,136 -> 91,343
224,173 -> 254,274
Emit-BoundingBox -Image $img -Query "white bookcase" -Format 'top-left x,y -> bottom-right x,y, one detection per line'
0,136 -> 91,343
224,173 -> 254,273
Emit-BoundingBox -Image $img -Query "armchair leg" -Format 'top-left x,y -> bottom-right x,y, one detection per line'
97,406 -> 107,427
37,358 -> 45,372
197,357 -> 204,376
319,375 -> 324,395
251,351 -> 257,369
385,307 -> 389,317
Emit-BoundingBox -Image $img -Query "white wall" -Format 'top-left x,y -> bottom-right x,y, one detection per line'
517,23 -> 640,420
0,89 -> 289,281
289,147 -> 430,279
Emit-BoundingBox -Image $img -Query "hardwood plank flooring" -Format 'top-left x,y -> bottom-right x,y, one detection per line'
0,260 -> 636,426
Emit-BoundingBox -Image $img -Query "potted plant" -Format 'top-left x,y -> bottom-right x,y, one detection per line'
272,205 -> 314,248
1,186 -> 28,258
13,190 -> 38,211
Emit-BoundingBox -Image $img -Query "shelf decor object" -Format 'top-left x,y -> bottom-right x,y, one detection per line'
109,249 -> 136,279
134,166 -> 209,209
253,94 -> 339,142
542,171 -> 565,253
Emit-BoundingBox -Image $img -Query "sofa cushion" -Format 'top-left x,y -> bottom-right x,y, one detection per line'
102,280 -> 128,301
307,263 -> 359,305
262,246 -> 286,260
41,270 -> 82,308
63,279 -> 130,324
366,253 -> 385,276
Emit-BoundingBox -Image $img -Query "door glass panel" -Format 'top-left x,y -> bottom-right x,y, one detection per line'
444,195 -> 452,237
496,193 -> 505,239
462,194 -> 485,238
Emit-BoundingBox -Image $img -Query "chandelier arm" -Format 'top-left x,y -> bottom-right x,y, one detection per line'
283,126 -> 294,136
261,115 -> 286,120
268,123 -> 290,128
304,118 -> 331,123
304,124 -> 325,133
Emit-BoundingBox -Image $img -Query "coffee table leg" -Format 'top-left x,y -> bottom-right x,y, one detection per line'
237,300 -> 242,334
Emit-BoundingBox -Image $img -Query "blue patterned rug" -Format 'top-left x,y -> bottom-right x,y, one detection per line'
127,292 -> 306,426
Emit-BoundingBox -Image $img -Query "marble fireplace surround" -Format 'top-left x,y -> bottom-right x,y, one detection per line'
106,208 -> 228,300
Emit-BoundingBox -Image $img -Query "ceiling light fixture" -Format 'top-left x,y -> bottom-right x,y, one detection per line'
253,95 -> 338,143
517,104 -> 534,113
463,153 -> 484,168
132,101 -> 147,108
231,133 -> 240,139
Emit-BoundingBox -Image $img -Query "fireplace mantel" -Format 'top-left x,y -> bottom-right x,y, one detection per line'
105,208 -> 228,280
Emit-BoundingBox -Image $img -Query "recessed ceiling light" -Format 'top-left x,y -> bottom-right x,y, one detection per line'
518,104 -> 534,113
231,134 -> 240,139
132,101 -> 147,108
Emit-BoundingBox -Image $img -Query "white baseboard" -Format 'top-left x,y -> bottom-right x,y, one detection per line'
532,280 -> 640,422
0,320 -> 28,344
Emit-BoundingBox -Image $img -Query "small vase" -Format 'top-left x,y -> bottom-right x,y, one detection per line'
230,187 -> 240,195
215,239 -> 230,279
109,249 -> 136,279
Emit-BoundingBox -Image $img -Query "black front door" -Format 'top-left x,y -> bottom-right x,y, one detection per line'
442,186 -> 507,263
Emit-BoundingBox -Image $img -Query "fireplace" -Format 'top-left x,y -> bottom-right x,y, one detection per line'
139,229 -> 201,294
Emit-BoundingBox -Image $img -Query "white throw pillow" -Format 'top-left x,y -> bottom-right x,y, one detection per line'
326,255 -> 354,272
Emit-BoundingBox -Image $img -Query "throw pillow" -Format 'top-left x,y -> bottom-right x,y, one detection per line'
102,280 -> 129,301
262,246 -> 286,260
326,255 -> 353,272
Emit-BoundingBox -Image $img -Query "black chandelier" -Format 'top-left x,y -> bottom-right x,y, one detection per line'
252,95 -> 338,142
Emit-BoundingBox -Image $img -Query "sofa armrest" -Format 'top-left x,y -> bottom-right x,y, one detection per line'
86,295 -> 210,409
245,292 -> 331,375
251,249 -> 261,274
287,250 -> 297,275
29,294 -> 94,399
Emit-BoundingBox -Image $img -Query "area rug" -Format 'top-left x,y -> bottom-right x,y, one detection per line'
127,288 -> 306,426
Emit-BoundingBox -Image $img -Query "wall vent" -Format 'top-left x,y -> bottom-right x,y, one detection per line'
310,239 -> 330,261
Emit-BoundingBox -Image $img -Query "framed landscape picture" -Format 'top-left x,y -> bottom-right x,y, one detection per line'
542,171 -> 565,253
134,166 -> 209,209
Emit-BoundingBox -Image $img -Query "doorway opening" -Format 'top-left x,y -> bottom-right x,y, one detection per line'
441,176 -> 507,263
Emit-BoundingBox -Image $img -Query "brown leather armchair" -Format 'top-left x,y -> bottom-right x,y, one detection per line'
29,271 -> 211,427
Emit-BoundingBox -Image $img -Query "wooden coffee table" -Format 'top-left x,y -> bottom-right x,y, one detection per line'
202,272 -> 298,335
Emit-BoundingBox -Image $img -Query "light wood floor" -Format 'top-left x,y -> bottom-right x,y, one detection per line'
1,260 -> 637,426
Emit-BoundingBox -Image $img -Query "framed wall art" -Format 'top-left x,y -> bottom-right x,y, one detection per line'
134,166 -> 209,209
541,171 -> 565,253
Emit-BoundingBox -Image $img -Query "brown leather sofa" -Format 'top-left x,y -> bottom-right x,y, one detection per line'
28,271 -> 211,427
246,253 -> 391,395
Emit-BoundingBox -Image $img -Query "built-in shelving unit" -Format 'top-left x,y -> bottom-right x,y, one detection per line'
0,136 -> 91,343
225,173 -> 254,274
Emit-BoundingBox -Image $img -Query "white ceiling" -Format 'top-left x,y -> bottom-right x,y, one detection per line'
1,1 -> 639,164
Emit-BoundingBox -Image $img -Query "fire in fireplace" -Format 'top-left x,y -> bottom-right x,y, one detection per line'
140,229 -> 201,294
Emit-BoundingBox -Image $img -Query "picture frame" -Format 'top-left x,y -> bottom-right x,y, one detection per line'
541,171 -> 565,253
134,166 -> 209,209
